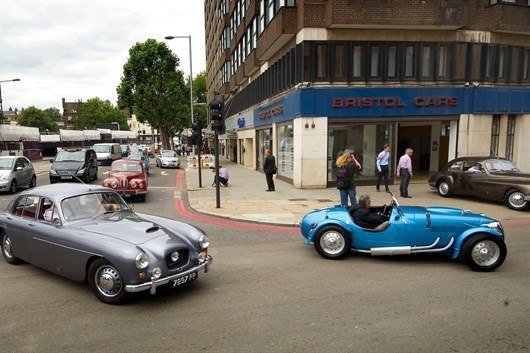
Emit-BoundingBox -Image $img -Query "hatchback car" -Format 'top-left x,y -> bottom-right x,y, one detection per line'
49,148 -> 98,184
127,152 -> 150,175
429,157 -> 530,211
156,150 -> 180,168
0,156 -> 36,194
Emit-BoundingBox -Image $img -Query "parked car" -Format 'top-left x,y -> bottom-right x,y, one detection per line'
428,157 -> 530,211
120,144 -> 130,158
103,159 -> 148,202
156,150 -> 180,168
127,152 -> 150,175
0,184 -> 212,304
0,156 -> 36,194
49,148 -> 98,184
300,194 -> 507,272
93,143 -> 122,165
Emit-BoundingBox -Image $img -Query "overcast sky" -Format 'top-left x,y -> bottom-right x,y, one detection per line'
0,0 -> 206,112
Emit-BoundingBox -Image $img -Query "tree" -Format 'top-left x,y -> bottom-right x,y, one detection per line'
117,39 -> 190,149
17,106 -> 61,132
190,71 -> 207,128
75,97 -> 129,130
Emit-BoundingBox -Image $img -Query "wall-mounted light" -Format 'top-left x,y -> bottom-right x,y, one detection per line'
311,118 -> 315,128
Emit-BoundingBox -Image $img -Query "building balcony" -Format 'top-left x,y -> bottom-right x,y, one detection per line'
256,7 -> 296,61
235,65 -> 246,85
484,3 -> 530,34
244,50 -> 260,77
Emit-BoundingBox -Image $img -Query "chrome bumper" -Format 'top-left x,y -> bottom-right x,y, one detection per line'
125,255 -> 212,294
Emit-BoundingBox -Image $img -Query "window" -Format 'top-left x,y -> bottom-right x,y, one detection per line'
405,45 -> 414,78
334,45 -> 346,79
38,198 -> 57,223
303,43 -> 310,80
421,46 -> 431,78
370,45 -> 380,77
316,44 -> 327,78
352,45 -> 362,78
21,195 -> 39,220
506,115 -> 516,161
491,115 -> 501,156
387,45 -> 397,78
252,17 -> 258,50
438,45 -> 448,78
485,45 -> 494,79
268,0 -> 275,24
12,196 -> 26,216
259,0 -> 265,34
498,46 -> 507,79
454,43 -> 467,80
449,161 -> 464,172
524,48 -> 530,80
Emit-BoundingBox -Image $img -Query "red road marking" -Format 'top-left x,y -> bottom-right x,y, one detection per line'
173,169 -> 299,234
502,218 -> 530,228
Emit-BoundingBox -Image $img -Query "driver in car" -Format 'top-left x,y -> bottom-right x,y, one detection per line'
350,194 -> 385,229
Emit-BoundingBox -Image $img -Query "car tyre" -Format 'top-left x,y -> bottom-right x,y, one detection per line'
1,232 -> 23,265
9,180 -> 17,194
437,180 -> 452,197
88,258 -> 128,304
84,172 -> 91,184
138,194 -> 146,202
29,175 -> 37,188
462,233 -> 507,272
314,226 -> 351,260
505,189 -> 529,211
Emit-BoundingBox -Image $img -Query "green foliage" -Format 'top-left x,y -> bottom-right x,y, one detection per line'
75,97 -> 128,130
190,71 -> 207,128
117,39 -> 190,148
17,106 -> 61,132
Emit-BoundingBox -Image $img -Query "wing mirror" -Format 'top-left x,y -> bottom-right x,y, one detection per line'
15,166 -> 23,171
49,159 -> 54,163
394,215 -> 400,221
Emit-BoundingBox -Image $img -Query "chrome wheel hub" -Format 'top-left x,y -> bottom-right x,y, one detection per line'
439,182 -> 449,195
95,266 -> 122,297
471,240 -> 500,267
508,192 -> 526,208
320,231 -> 345,255
2,235 -> 13,259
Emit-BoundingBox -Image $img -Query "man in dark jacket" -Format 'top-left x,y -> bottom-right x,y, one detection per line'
349,194 -> 384,229
263,149 -> 276,191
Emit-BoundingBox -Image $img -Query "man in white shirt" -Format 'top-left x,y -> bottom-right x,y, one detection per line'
376,144 -> 391,193
213,166 -> 229,187
396,148 -> 413,198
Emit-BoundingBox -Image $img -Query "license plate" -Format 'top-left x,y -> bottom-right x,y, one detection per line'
122,193 -> 131,197
172,272 -> 198,287
61,176 -> 73,180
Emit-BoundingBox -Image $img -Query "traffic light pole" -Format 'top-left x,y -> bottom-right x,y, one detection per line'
214,132 -> 220,208
197,143 -> 202,188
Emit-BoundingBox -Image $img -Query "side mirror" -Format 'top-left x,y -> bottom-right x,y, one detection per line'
394,215 -> 400,221
49,159 -> 54,163
15,166 -> 23,171
52,218 -> 61,226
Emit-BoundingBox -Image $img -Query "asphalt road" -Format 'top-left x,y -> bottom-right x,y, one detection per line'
1,159 -> 529,353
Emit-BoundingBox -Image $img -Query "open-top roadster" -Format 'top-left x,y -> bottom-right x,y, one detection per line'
300,194 -> 506,272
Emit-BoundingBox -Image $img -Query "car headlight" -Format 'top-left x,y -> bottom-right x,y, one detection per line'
152,267 -> 162,279
135,253 -> 149,269
50,169 -> 58,175
110,181 -> 118,188
484,222 -> 504,235
130,181 -> 137,188
170,251 -> 179,262
199,234 -> 210,249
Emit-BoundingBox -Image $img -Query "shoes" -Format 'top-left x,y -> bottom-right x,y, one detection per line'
376,187 -> 380,192
266,189 -> 272,192
403,195 -> 412,198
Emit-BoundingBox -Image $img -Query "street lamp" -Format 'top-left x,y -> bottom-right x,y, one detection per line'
0,78 -> 21,125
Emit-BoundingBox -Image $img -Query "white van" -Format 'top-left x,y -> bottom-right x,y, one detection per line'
93,143 -> 122,165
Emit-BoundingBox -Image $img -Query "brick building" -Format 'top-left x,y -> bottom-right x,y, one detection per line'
204,0 -> 530,188
62,98 -> 85,129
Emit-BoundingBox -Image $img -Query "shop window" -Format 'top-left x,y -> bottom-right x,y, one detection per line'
352,45 -> 362,78
334,45 -> 346,80
387,45 -> 397,78
277,124 -> 294,180
316,44 -> 327,79
405,45 -> 415,78
491,115 -> 501,156
506,115 -> 516,161
370,45 -> 380,78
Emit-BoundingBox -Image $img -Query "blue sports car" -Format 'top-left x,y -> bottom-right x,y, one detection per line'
300,194 -> 507,272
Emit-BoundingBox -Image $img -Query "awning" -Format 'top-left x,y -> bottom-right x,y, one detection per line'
0,125 -> 40,142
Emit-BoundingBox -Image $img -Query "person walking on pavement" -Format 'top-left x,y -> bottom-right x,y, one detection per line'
397,148 -> 413,198
376,144 -> 391,193
263,149 -> 277,191
336,153 -> 360,207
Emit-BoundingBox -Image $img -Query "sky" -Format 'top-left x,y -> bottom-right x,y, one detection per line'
0,0 -> 206,111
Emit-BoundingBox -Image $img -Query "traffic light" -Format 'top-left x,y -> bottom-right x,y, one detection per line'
210,94 -> 225,134
192,121 -> 202,146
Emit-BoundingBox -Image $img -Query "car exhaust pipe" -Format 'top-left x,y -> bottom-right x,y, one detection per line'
370,237 -> 448,256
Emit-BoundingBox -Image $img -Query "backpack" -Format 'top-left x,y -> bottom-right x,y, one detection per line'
336,166 -> 350,190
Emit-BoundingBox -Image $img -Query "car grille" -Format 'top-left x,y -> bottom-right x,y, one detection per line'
57,170 -> 74,175
120,179 -> 128,188
166,249 -> 189,269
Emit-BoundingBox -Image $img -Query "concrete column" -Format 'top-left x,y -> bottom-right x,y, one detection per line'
457,114 -> 493,156
449,120 -> 458,160
293,117 -> 328,188
429,122 -> 442,171
498,115 -> 508,158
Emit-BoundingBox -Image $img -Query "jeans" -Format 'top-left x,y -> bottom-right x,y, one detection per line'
340,188 -> 357,207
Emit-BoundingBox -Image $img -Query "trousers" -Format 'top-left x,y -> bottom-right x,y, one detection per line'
399,169 -> 411,197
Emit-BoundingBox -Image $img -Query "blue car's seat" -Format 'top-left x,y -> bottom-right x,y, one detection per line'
363,221 -> 390,232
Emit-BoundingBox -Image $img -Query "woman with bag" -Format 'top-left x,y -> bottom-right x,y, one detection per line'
336,153 -> 360,207
263,149 -> 277,191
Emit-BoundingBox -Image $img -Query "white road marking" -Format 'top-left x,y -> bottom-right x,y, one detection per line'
161,171 -> 169,176
173,191 -> 182,200
103,171 -> 110,175
148,186 -> 175,189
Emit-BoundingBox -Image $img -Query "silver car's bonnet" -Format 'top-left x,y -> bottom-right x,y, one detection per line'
0,170 -> 12,179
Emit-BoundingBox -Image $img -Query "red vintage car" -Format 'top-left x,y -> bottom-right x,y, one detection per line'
103,159 -> 148,201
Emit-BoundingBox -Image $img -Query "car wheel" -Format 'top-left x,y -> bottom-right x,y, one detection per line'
29,175 -> 37,188
88,259 -> 128,304
1,232 -> 22,265
138,194 -> 146,202
9,180 -> 17,194
462,233 -> 507,272
505,189 -> 529,211
437,180 -> 452,197
84,173 -> 91,184
94,169 -> 98,181
314,226 -> 351,260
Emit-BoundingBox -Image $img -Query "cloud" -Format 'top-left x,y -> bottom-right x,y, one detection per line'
0,0 -> 206,110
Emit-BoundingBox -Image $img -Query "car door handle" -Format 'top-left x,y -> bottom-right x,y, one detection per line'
28,223 -> 35,227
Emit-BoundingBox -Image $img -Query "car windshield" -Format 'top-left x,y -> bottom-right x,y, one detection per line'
160,151 -> 176,157
93,145 -> 111,153
61,192 -> 129,221
485,160 -> 519,172
0,158 -> 15,170
120,145 -> 128,151
128,153 -> 143,160
55,150 -> 85,162
111,160 -> 142,172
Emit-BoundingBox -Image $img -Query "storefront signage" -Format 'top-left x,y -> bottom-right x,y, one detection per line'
237,117 -> 246,128
332,96 -> 459,109
258,105 -> 284,119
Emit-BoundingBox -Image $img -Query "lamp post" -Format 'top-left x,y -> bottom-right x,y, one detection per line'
164,35 -> 202,187
0,78 -> 21,125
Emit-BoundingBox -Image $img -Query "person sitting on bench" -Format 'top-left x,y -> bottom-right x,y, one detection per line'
350,194 -> 384,229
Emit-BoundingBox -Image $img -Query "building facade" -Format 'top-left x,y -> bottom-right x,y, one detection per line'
204,0 -> 530,188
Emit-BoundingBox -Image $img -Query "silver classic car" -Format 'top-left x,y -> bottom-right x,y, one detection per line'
0,184 -> 212,304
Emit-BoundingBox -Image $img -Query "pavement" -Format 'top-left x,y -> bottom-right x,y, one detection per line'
184,158 -> 530,226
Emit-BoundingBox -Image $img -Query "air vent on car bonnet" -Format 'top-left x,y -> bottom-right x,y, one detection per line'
146,226 -> 160,233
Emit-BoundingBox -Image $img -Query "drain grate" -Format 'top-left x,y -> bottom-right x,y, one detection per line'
316,199 -> 333,202
288,198 -> 308,201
